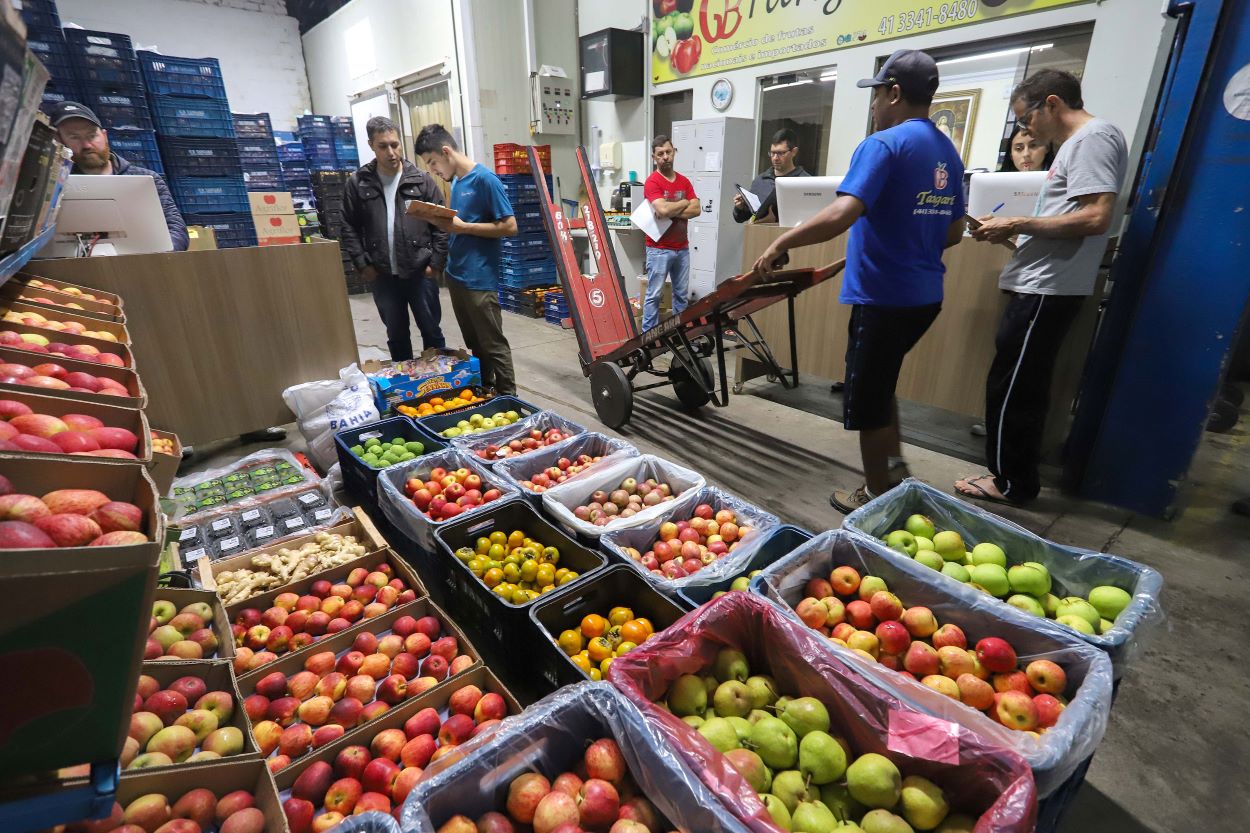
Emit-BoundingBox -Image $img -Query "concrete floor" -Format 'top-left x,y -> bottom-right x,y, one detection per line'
194,289 -> 1249,832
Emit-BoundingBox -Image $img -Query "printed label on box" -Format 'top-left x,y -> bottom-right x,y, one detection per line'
313,508 -> 334,523
219,536 -> 240,551
285,517 -> 306,530
254,526 -> 275,539
211,518 -> 232,532
298,493 -> 320,506
241,509 -> 262,522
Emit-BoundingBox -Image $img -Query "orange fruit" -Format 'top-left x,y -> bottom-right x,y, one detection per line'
570,653 -> 592,672
580,614 -> 608,639
430,397 -> 445,406
459,389 -> 474,400
558,629 -> 584,655
608,606 -> 634,627
620,620 -> 649,645
587,636 -> 613,663
634,618 -> 655,637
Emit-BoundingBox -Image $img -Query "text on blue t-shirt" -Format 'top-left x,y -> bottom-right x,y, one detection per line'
447,164 -> 515,291
836,118 -> 965,307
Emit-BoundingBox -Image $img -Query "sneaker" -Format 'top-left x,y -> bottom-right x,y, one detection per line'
830,485 -> 874,514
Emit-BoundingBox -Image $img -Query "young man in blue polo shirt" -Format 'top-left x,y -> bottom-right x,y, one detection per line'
755,50 -> 966,513
417,124 -> 518,395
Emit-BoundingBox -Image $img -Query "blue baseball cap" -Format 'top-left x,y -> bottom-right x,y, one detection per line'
857,49 -> 940,100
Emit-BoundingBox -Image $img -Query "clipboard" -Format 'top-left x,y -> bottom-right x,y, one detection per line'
735,184 -> 761,215
965,214 -> 1017,251
406,200 -> 457,221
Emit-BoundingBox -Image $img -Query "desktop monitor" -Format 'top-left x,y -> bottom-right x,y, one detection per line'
776,176 -> 845,228
41,174 -> 174,257
967,171 -> 1047,219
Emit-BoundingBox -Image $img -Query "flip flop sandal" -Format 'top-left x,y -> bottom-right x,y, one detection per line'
954,475 -> 1021,507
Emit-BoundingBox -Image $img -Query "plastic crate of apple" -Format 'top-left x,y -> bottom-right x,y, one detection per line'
245,614 -> 473,772
618,504 -> 755,579
474,426 -> 571,461
281,681 -> 509,827
439,408 -> 522,439
572,477 -> 680,529
885,514 -> 1134,636
793,566 -> 1070,734
518,452 -> 610,493
398,387 -> 488,418
0,398 -> 141,457
1,308 -> 120,340
557,608 -> 659,682
229,569 -> 420,672
436,737 -> 681,833
0,486 -> 146,549
147,598 -> 222,660
663,648 -> 980,833
349,434 -> 428,469
0,328 -> 126,365
68,788 -> 267,833
126,674 -> 245,771
452,528 -> 581,604
403,464 -> 505,521
0,358 -> 130,397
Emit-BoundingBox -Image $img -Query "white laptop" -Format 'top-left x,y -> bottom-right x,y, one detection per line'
776,176 -> 844,228
967,171 -> 1046,219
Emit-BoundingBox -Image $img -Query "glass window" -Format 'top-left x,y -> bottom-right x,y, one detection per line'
756,65 -> 837,177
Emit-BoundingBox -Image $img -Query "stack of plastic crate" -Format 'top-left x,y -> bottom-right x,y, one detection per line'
232,113 -> 284,193
497,161 -> 557,292
331,116 -> 359,170
22,1 -> 83,113
276,135 -> 313,209
543,287 -> 568,326
297,115 -> 338,172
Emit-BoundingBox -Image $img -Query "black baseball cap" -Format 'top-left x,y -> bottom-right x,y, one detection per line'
857,49 -> 940,99
46,101 -> 102,129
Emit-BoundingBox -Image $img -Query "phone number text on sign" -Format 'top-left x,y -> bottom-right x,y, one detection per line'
878,0 -> 980,35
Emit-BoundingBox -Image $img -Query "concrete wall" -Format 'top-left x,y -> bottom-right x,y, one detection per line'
56,0 -> 310,131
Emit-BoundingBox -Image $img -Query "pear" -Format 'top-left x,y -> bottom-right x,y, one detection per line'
748,708 -> 773,725
799,730 -> 847,785
775,695 -> 793,713
935,813 -> 975,833
704,675 -> 720,698
698,716 -> 741,752
681,715 -> 704,729
792,799 -> 839,833
713,680 -> 755,718
771,769 -> 814,813
900,776 -> 948,830
750,716 -> 798,770
861,809 -> 914,833
746,674 -> 780,709
726,716 -> 753,744
762,794 -> 792,831
778,696 -> 831,739
713,647 -> 751,682
724,747 -> 772,792
668,674 -> 707,717
819,781 -> 865,821
834,823 -> 866,833
846,753 -> 901,809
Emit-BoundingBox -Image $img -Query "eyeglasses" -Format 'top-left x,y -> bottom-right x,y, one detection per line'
768,149 -> 793,158
1017,100 -> 1044,129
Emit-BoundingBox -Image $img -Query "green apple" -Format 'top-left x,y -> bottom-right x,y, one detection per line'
1006,594 -> 1045,616
846,752 -> 901,809
914,536 -> 934,551
1057,614 -> 1095,634
900,775 -> 949,830
932,530 -> 965,561
969,564 -> 1010,597
1040,592 -> 1062,617
903,514 -> 936,539
745,675 -> 780,709
1056,597 -> 1100,630
970,542 -> 1007,567
940,562 -> 970,582
1007,563 -> 1051,597
712,680 -> 754,718
885,529 -> 918,556
914,550 -> 945,571
1088,585 -> 1132,621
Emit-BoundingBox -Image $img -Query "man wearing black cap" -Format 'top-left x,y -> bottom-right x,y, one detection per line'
753,50 -> 966,513
49,101 -> 189,251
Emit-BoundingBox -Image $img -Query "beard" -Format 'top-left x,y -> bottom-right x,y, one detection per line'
75,144 -> 111,173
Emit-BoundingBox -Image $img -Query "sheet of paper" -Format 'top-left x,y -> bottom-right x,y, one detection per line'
630,199 -> 671,241
705,151 -> 721,171
736,185 -> 762,215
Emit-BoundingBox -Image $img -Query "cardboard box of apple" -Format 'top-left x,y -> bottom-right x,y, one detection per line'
0,327 -> 129,366
0,394 -> 145,459
0,356 -> 133,399
274,667 -> 518,829
237,601 -> 478,773
608,592 -> 1037,833
0,482 -> 149,549
125,663 -> 255,772
20,276 -> 121,308
148,597 -> 224,661
9,285 -> 124,323
2,304 -> 125,342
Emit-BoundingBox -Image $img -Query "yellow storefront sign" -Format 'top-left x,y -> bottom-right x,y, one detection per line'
651,0 -> 1091,83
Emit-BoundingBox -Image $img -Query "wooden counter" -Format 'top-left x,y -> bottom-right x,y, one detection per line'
29,239 -> 360,445
737,224 -> 1099,456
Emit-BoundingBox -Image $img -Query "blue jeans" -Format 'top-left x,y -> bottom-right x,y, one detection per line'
642,247 -> 689,331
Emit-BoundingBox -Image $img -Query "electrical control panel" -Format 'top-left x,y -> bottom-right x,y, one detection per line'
534,75 -> 577,135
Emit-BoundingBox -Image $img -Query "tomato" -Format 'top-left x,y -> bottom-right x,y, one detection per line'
670,35 -> 702,75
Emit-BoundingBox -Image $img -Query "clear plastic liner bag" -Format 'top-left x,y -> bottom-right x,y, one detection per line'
325,814 -> 402,833
453,409 -> 587,465
493,431 -> 639,501
172,446 -> 317,518
753,528 -> 1114,796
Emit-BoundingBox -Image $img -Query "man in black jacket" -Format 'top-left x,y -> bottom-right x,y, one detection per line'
340,116 -> 448,360
49,101 -> 189,251
732,128 -> 810,224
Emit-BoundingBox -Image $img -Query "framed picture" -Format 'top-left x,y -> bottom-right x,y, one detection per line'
929,89 -> 981,163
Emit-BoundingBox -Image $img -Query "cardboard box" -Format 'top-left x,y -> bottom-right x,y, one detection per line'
0,388 -> 152,463
187,225 -> 218,250
363,349 -> 482,414
14,270 -> 125,309
5,281 -> 126,323
0,320 -> 135,367
147,586 -> 234,661
147,429 -> 182,496
1,298 -> 130,343
0,118 -> 56,253
0,457 -> 162,779
0,344 -> 146,408
253,213 -> 301,246
248,191 -> 295,215
123,660 -> 259,773
634,276 -> 672,327
114,758 -> 284,830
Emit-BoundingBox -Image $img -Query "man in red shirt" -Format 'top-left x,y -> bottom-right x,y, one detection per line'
642,135 -> 701,330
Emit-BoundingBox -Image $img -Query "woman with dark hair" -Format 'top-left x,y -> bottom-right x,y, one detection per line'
999,122 -> 1055,172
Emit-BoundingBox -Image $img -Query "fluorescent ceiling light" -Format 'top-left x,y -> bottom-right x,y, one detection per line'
764,78 -> 814,91
937,43 -> 1053,67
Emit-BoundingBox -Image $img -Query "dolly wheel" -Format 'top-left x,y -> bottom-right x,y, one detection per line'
589,361 -> 633,428
670,358 -> 712,410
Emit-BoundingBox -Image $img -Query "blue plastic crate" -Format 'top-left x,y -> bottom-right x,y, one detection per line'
19,4 -> 61,31
158,137 -> 243,178
109,130 -> 164,175
79,83 -> 153,131
297,114 -> 333,130
236,139 -> 279,166
184,211 -> 258,248
137,51 -> 227,100
243,170 -> 284,191
39,78 -> 84,111
500,258 -> 557,277
232,113 -> 274,139
277,144 -> 306,163
26,29 -> 76,87
150,94 -> 236,138
64,29 -> 144,87
169,176 -> 248,212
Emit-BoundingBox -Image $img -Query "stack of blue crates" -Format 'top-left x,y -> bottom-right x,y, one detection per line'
65,30 -> 155,139
543,288 -> 568,326
233,113 -> 284,192
331,116 -> 359,170
138,51 -> 249,242
498,174 -> 557,290
277,137 -> 313,209
296,115 -> 338,172
23,1 -> 83,114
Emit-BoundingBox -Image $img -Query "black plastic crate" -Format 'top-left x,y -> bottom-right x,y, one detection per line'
26,29 -> 76,86
158,137 -> 243,178
435,498 -> 608,662
64,29 -> 144,87
297,114 -> 333,130
109,130 -> 164,175
19,2 -> 61,31
232,113 -> 274,139
137,51 -> 227,99
236,140 -> 279,165
416,395 -> 541,438
184,212 -> 258,249
79,83 -> 153,131
676,524 -> 813,609
150,95 -> 235,139
530,563 -> 687,691
243,170 -> 284,191
39,78 -> 84,112
169,176 -> 248,212
334,416 -> 447,506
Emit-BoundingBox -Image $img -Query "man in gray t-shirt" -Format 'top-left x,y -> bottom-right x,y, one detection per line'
955,70 -> 1127,506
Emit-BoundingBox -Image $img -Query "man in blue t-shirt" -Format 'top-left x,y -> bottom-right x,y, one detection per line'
754,50 -> 966,513
417,124 -> 518,395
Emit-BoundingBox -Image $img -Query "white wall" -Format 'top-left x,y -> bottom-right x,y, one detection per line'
56,0 -> 310,131
578,0 -> 649,201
